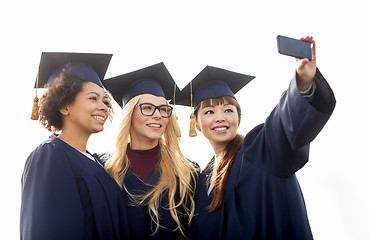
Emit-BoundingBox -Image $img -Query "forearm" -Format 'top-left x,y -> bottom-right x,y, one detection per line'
279,68 -> 336,150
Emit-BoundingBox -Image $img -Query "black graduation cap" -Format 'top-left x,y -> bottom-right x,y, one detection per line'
174,66 -> 255,108
30,52 -> 112,120
174,66 -> 254,137
34,52 -> 113,89
102,62 -> 180,107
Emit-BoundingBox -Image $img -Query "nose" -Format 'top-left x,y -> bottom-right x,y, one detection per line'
152,107 -> 162,118
215,111 -> 225,123
152,108 -> 161,118
98,101 -> 108,112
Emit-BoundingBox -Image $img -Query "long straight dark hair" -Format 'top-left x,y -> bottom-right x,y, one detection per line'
194,96 -> 244,212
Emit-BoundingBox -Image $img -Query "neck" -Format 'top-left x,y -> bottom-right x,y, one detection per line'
130,138 -> 159,151
209,140 -> 226,156
58,130 -> 90,153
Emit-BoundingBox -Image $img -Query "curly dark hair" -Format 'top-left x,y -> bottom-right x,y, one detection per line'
38,66 -> 113,132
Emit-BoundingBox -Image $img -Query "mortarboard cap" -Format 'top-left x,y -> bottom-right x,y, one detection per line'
174,66 -> 255,107
30,52 -> 112,120
35,52 -> 113,89
103,62 -> 180,107
174,66 -> 255,137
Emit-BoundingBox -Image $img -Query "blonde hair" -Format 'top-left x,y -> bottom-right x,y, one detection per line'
105,95 -> 197,237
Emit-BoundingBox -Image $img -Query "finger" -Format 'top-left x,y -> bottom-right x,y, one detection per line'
301,36 -> 316,61
295,58 -> 307,69
301,36 -> 313,43
311,39 -> 316,60
300,58 -> 309,67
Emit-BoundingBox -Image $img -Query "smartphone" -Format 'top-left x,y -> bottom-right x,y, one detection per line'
277,35 -> 312,60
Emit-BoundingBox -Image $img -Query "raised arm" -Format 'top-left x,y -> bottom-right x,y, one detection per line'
242,37 -> 336,177
296,36 -> 317,92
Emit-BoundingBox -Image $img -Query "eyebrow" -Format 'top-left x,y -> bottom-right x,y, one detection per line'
140,102 -> 168,106
86,92 -> 110,101
87,92 -> 110,99
202,103 -> 233,108
86,91 -> 100,96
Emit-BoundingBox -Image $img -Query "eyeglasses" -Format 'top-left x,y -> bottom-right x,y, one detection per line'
138,103 -> 173,118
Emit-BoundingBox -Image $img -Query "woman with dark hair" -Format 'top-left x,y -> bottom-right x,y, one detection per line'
175,37 -> 336,239
20,52 -> 130,240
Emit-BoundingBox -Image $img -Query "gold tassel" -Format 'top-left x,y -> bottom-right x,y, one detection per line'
189,81 -> 197,137
30,96 -> 39,120
189,112 -> 197,137
31,71 -> 40,120
175,115 -> 181,138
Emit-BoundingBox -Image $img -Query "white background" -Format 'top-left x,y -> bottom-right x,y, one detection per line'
1,1 -> 368,239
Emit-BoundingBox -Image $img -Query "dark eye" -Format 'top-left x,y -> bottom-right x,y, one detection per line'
225,108 -> 234,113
142,105 -> 153,111
103,95 -> 111,106
89,96 -> 97,101
204,110 -> 214,115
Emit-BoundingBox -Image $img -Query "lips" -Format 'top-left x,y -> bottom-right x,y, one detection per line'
147,123 -> 162,128
92,115 -> 107,123
212,125 -> 229,132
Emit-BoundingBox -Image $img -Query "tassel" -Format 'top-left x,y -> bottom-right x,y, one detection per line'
189,112 -> 197,137
189,81 -> 197,137
175,115 -> 181,138
31,70 -> 40,120
30,96 -> 39,120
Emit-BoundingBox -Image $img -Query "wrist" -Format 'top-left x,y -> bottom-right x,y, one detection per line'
300,81 -> 316,98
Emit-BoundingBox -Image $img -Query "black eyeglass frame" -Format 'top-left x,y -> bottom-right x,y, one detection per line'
137,103 -> 173,118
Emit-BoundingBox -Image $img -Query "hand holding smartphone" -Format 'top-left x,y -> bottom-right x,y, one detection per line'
277,35 -> 313,60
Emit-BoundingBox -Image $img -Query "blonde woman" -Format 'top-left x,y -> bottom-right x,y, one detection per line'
103,63 -> 197,239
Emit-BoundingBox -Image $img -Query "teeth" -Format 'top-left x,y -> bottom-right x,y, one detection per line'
147,124 -> 161,128
93,116 -> 105,121
214,127 -> 227,131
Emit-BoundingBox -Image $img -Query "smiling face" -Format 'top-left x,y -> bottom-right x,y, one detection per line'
129,94 -> 170,150
195,96 -> 241,153
60,81 -> 110,135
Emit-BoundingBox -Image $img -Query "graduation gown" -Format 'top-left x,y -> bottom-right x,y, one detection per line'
123,166 -> 188,239
20,137 -> 130,240
191,70 -> 336,240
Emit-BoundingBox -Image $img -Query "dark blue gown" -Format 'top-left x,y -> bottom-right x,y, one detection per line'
123,165 -> 188,239
20,137 -> 130,240
190,70 -> 336,240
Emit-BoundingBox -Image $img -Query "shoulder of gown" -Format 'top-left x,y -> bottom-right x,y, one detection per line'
21,138 -> 85,239
21,138 -> 130,240
239,68 -> 336,177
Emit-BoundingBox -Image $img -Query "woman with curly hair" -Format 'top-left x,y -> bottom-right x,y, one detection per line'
20,52 -> 130,240
103,63 -> 197,239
